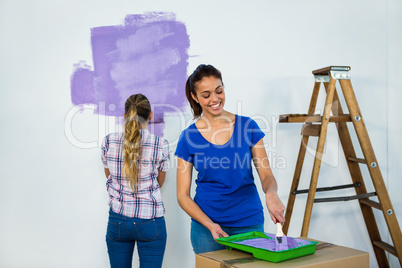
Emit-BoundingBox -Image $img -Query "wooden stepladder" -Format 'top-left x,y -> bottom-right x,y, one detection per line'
279,66 -> 402,267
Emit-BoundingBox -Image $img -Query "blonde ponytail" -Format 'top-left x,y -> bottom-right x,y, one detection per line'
122,94 -> 151,191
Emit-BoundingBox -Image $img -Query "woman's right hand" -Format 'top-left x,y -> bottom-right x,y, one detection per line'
266,191 -> 285,224
208,223 -> 229,240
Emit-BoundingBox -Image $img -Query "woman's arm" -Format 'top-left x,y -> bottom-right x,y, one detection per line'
157,171 -> 166,187
176,157 -> 228,239
104,168 -> 110,179
251,139 -> 285,224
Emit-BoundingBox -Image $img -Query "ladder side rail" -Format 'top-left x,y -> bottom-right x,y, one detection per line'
283,136 -> 308,235
283,81 -> 321,235
300,77 -> 336,237
339,79 -> 402,265
323,82 -> 389,267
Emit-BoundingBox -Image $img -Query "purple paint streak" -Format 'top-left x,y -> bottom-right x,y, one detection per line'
71,12 -> 190,136
233,233 -> 314,252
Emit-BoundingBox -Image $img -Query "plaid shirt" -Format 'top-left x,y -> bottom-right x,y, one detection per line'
101,129 -> 169,218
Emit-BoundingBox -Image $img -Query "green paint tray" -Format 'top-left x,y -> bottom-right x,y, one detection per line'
216,231 -> 318,263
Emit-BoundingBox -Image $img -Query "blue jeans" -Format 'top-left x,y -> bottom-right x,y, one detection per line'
106,209 -> 167,268
190,220 -> 264,254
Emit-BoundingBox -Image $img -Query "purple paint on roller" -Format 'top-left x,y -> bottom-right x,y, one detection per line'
70,12 -> 190,136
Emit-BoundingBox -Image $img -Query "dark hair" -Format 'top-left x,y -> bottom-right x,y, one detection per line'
185,64 -> 223,118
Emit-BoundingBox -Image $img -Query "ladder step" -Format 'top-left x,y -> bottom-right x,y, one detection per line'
314,192 -> 377,203
359,199 -> 382,210
347,157 -> 367,164
312,66 -> 351,75
279,114 -> 352,123
293,183 -> 360,195
372,240 -> 397,257
301,124 -> 321,136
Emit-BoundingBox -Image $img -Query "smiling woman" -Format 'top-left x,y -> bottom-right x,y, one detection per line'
185,64 -> 225,119
175,64 -> 286,254
191,75 -> 225,116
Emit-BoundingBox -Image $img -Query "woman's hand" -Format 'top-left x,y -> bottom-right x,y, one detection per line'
266,192 -> 285,224
208,223 -> 229,240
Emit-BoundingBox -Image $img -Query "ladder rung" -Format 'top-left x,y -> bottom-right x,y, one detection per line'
279,114 -> 352,123
314,192 -> 377,203
293,183 -> 360,195
359,199 -> 382,210
347,157 -> 367,164
301,124 -> 321,136
279,114 -> 319,123
372,240 -> 397,257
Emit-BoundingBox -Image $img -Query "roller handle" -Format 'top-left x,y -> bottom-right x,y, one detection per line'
276,222 -> 284,237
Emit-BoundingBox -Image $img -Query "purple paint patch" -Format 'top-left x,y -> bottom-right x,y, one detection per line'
71,12 -> 190,136
232,233 -> 314,252
71,62 -> 95,104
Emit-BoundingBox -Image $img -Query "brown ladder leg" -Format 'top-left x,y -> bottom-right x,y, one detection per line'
283,81 -> 321,235
300,76 -> 336,237
339,79 -> 402,267
324,82 -> 389,267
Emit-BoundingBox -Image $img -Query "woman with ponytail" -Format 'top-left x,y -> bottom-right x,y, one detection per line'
101,94 -> 169,268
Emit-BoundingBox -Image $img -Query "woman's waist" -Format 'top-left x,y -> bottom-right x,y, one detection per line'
193,198 -> 264,227
195,182 -> 258,197
107,182 -> 162,200
107,179 -> 161,192
109,207 -> 165,220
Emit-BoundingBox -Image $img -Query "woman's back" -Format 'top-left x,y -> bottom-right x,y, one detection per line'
101,129 -> 169,218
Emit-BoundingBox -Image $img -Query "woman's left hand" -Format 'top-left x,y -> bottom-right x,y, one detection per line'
265,192 -> 285,224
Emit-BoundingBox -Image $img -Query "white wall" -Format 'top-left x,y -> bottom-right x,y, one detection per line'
0,0 -> 401,267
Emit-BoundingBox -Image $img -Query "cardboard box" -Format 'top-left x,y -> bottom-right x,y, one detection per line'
196,239 -> 369,267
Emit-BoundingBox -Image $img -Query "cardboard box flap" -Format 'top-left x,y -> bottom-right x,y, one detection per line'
197,249 -> 264,268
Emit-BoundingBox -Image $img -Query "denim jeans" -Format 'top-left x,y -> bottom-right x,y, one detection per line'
190,220 -> 264,254
106,209 -> 167,268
